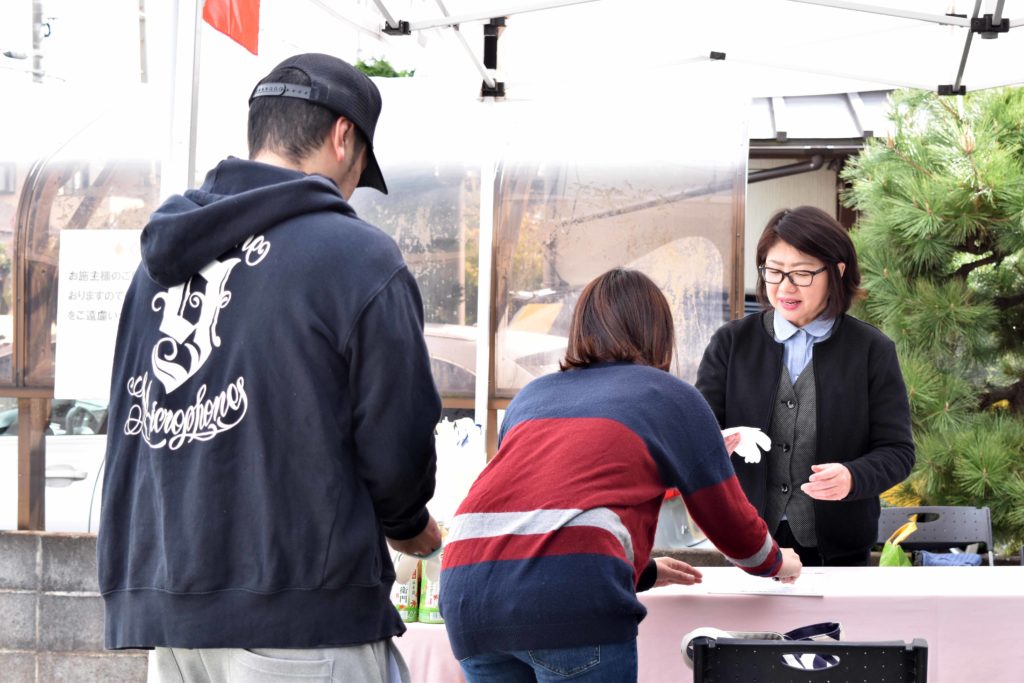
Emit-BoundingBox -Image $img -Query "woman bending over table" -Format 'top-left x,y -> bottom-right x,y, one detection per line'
440,267 -> 801,683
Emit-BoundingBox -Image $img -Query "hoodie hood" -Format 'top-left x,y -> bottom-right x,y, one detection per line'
141,157 -> 354,287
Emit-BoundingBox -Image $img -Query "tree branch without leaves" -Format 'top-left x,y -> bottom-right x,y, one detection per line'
979,378 -> 1024,414
953,252 -> 1003,280
994,292 -> 1024,310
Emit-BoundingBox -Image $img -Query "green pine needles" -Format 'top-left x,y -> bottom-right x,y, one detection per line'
842,88 -> 1024,551
355,57 -> 415,78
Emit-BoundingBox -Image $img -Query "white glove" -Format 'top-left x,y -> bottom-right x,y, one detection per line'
722,427 -> 772,464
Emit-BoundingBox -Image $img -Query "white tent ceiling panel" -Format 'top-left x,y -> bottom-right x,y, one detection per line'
356,0 -> 1024,96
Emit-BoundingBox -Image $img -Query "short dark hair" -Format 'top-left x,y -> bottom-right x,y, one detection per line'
248,67 -> 364,162
755,206 -> 863,318
561,268 -> 675,372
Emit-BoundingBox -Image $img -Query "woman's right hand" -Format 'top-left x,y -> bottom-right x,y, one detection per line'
774,548 -> 802,584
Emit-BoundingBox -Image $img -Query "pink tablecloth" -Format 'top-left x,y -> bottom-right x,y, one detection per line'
394,622 -> 464,682
394,566 -> 1024,683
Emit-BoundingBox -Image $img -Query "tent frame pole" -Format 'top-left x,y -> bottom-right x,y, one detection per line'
398,0 -> 601,33
433,0 -> 499,91
787,0 -> 971,27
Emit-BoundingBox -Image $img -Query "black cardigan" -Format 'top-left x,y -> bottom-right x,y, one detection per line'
695,312 -> 915,560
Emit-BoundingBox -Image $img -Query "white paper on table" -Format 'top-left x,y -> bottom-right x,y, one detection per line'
722,426 -> 771,464
707,568 -> 827,597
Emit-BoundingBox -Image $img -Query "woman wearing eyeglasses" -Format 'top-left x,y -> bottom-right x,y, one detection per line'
696,206 -> 915,566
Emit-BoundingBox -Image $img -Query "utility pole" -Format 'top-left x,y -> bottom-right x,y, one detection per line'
139,0 -> 149,83
31,0 -> 44,83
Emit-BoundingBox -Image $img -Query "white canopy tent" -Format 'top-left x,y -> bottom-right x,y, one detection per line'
6,0 -> 1023,529
358,0 -> 1024,96
150,0 -> 1024,192
150,0 -> 1024,434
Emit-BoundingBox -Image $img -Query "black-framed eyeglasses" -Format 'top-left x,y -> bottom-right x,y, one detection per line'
758,265 -> 828,287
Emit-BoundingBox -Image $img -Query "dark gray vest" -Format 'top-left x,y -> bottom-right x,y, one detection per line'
763,316 -> 819,547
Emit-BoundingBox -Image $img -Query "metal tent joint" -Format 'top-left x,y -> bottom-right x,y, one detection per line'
481,17 -> 506,98
382,20 -> 411,35
971,13 -> 1009,36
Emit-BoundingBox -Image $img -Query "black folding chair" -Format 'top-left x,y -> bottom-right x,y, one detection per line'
877,505 -> 993,566
691,638 -> 928,682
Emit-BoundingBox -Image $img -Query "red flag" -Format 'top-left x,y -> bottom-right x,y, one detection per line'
202,0 -> 260,55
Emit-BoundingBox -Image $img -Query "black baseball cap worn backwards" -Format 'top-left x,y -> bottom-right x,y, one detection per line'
250,53 -> 388,194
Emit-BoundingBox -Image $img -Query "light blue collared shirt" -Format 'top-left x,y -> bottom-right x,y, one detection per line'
772,310 -> 835,384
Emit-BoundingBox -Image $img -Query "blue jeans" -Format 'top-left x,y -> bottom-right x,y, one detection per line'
459,639 -> 637,682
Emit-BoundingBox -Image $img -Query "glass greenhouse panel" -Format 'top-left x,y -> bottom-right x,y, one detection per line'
18,97 -> 162,388
491,84 -> 748,396
0,87 -> 161,531
351,164 -> 481,399
350,79 -> 489,402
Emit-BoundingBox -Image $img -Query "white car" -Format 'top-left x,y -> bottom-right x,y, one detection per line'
0,399 -> 108,532
0,433 -> 107,532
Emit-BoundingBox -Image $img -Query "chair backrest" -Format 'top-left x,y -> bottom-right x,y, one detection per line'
691,638 -> 928,682
876,506 -> 992,553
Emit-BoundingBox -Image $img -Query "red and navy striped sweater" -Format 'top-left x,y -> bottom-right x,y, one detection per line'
439,362 -> 781,659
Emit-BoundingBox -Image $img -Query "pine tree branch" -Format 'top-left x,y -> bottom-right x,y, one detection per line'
960,242 -> 986,255
952,253 -> 1003,279
994,292 -> 1024,310
937,97 -> 961,122
979,378 -> 1024,414
958,229 -> 999,256
888,144 -> 934,179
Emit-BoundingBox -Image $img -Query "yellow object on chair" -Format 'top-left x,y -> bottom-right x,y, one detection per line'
879,521 -> 917,567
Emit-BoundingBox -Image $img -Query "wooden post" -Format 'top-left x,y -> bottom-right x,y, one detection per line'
731,165 -> 747,320
17,397 -> 48,530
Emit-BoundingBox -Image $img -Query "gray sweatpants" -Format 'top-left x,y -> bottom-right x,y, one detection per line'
147,639 -> 410,683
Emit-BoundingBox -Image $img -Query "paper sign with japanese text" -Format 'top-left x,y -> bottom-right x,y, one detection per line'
54,230 -> 141,400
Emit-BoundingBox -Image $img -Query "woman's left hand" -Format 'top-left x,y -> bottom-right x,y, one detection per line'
653,557 -> 703,587
800,463 -> 852,501
723,431 -> 741,455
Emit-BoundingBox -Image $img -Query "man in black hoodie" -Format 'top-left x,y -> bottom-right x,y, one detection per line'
98,54 -> 442,682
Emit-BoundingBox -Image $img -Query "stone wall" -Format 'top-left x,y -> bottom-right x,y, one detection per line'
0,531 -> 146,682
